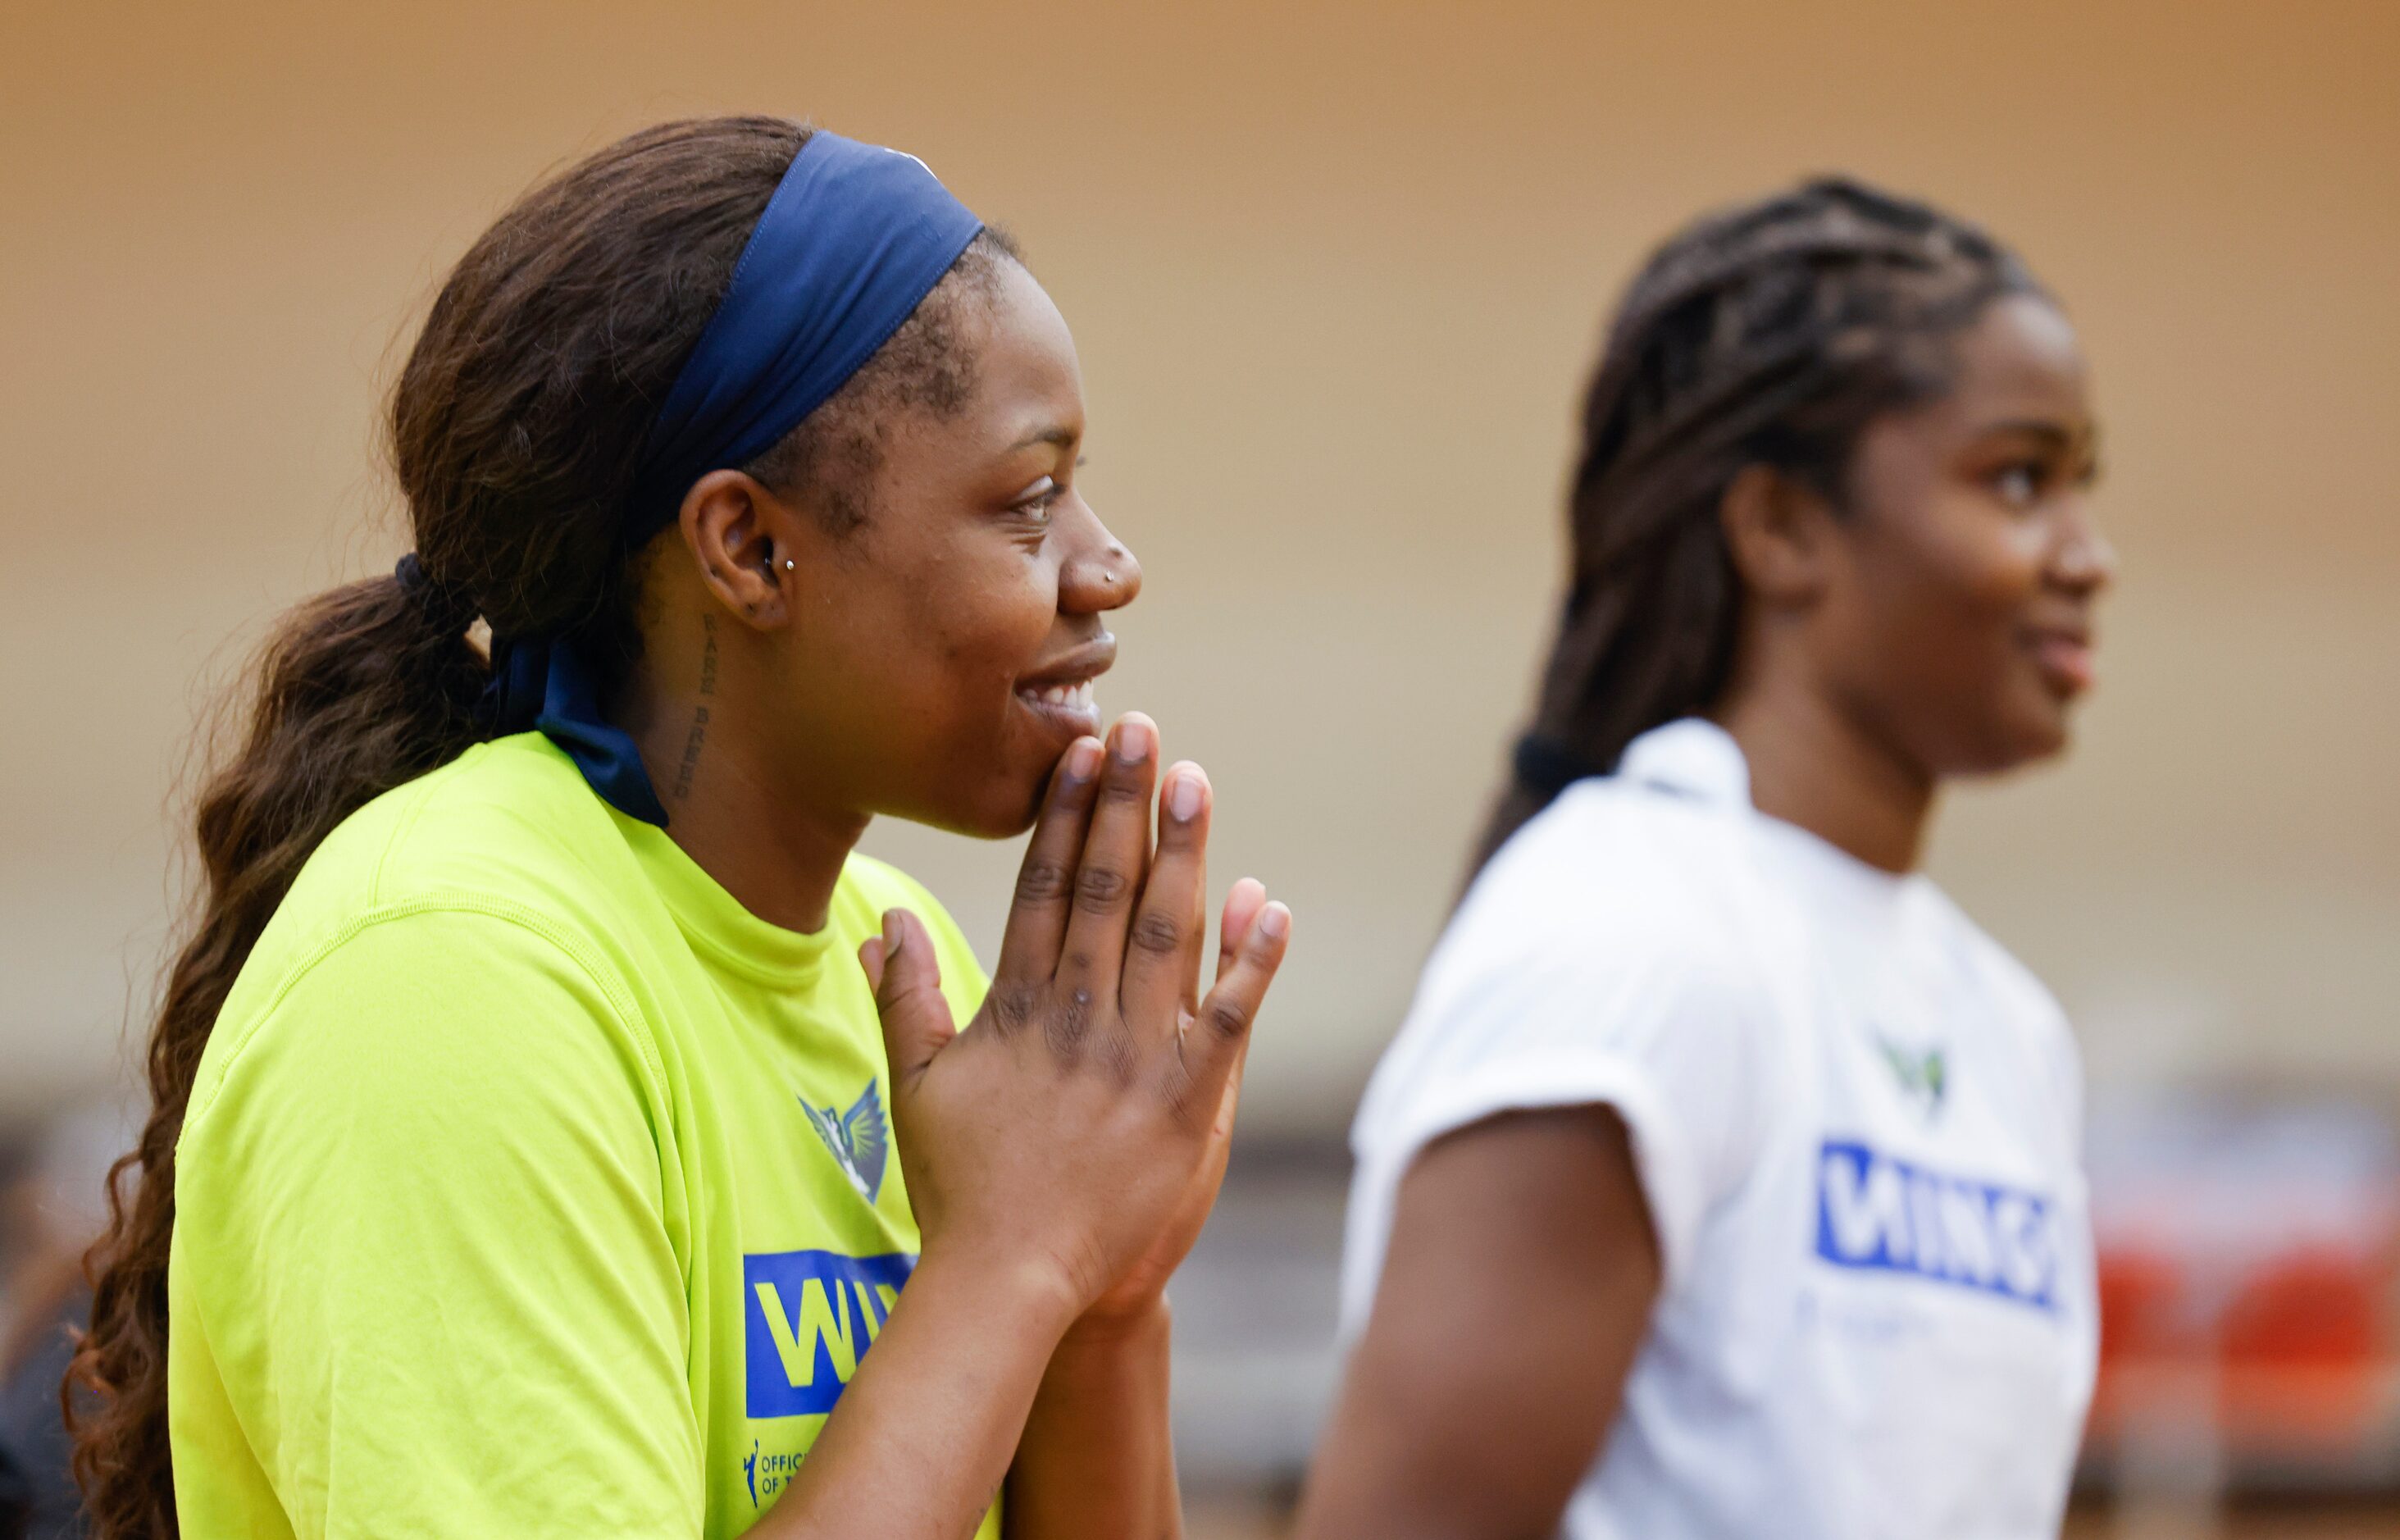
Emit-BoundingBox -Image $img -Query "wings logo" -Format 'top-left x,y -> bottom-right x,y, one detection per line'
744,1249 -> 915,1417
1814,1140 -> 2061,1312
802,1079 -> 890,1204
1874,1034 -> 1949,1121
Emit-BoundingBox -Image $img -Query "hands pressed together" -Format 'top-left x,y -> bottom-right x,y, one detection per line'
859,712 -> 1291,1329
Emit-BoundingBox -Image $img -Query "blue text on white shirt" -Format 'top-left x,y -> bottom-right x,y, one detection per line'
1814,1140 -> 2060,1313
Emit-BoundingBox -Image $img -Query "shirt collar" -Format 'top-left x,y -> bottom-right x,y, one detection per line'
1615,718 -> 1752,809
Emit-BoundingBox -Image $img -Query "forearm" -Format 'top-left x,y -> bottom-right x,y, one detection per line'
1004,1298 -> 1181,1540
749,1246 -> 1078,1540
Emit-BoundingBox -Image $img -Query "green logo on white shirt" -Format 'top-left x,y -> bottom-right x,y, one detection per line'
1875,1036 -> 1948,1121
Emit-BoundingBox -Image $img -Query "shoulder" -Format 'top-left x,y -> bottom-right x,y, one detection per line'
353,732 -> 634,903
1429,774 -> 1772,1018
262,734 -> 644,968
1361,778 -> 1782,1153
1350,769 -> 1796,1293
237,733 -> 663,1023
1453,715 -> 1772,959
184,900 -> 668,1178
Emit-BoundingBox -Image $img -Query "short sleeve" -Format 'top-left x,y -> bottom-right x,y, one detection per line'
1351,908 -> 1774,1296
171,907 -> 699,1539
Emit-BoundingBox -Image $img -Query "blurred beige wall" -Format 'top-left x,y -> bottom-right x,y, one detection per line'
3,0 -> 2395,1134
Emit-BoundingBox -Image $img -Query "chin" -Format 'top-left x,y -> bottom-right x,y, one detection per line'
969,791 -> 1047,841
2015,686 -> 2082,763
1918,689 -> 2074,780
904,766 -> 1053,841
2021,714 -> 2074,766
1970,708 -> 2074,777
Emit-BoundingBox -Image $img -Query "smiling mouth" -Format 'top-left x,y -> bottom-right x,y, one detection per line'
1015,635 -> 1115,732
1018,677 -> 1098,717
2023,629 -> 2096,695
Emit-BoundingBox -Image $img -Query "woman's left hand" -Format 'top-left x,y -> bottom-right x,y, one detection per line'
1076,877 -> 1268,1328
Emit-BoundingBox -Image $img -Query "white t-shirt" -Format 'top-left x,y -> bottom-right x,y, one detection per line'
1341,719 -> 2096,1540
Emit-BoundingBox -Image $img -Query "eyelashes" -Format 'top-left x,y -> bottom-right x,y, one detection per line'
1010,475 -> 1070,525
1988,455 -> 2101,509
1009,456 -> 1088,525
1992,464 -> 2041,506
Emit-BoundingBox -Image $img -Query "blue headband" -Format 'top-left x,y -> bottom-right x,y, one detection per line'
475,130 -> 984,827
627,131 -> 986,545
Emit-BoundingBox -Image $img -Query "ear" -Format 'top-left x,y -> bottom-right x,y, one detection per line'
1718,462 -> 1837,608
677,470 -> 803,631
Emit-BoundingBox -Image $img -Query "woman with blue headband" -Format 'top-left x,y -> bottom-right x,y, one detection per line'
71,116 -> 1291,1540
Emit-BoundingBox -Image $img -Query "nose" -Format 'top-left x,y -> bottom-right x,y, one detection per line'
1059,506 -> 1141,614
2051,499 -> 2117,596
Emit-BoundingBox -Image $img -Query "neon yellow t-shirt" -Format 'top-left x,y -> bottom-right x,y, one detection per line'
166,734 -> 1002,1538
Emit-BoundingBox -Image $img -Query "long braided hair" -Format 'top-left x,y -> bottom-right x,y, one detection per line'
1470,176 -> 2043,878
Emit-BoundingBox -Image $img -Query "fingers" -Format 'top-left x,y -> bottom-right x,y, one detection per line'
1121,761 -> 1212,1035
1178,899 -> 1291,1116
1206,1038 -> 1250,1145
859,933 -> 887,996
1217,877 -> 1268,982
993,736 -> 1105,990
866,909 -> 957,1091
1056,714 -> 1159,1004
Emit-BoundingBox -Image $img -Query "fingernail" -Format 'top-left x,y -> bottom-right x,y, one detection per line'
1113,717 -> 1154,764
1259,902 -> 1290,941
1166,769 -> 1203,821
1063,738 -> 1103,781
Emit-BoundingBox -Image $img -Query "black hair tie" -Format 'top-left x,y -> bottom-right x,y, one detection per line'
393,553 -> 479,631
1513,733 -> 1599,798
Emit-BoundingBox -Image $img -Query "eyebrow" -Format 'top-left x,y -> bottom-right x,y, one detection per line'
1974,418 -> 2084,451
1008,426 -> 1079,453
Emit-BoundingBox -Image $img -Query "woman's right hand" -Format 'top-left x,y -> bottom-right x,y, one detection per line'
858,712 -> 1291,1322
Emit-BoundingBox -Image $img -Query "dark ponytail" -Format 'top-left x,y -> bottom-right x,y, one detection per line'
70,116 -> 1018,1538
1469,176 -> 2041,880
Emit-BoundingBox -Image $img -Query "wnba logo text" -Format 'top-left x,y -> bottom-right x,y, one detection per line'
743,1249 -> 915,1417
1814,1141 -> 2060,1312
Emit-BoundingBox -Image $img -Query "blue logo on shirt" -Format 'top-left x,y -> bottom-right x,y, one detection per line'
1814,1140 -> 2061,1312
744,1249 -> 915,1417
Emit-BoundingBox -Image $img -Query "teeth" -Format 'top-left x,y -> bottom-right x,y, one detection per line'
1025,679 -> 1095,712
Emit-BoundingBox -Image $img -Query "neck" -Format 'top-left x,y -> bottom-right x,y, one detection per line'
1710,678 -> 1934,874
616,645 -> 866,935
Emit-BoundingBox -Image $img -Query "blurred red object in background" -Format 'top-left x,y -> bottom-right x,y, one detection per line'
2084,1096 -> 2400,1488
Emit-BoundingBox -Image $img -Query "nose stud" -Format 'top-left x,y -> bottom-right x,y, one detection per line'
782,558 -> 795,572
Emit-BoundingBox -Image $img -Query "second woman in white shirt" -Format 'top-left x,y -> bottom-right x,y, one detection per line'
1298,177 -> 2115,1540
